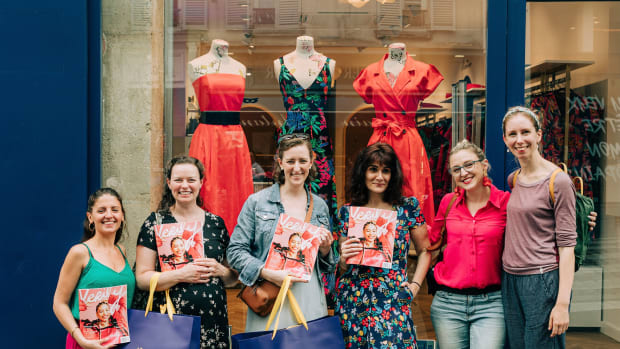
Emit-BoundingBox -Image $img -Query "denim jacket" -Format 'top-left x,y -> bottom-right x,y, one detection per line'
227,183 -> 336,286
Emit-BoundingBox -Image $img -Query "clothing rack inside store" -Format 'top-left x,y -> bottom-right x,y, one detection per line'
524,60 -> 594,163
416,103 -> 447,126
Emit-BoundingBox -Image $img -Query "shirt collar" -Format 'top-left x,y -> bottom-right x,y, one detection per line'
267,183 -> 312,210
454,184 -> 503,209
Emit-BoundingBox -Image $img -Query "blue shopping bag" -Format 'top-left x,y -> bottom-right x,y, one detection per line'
118,309 -> 200,349
119,272 -> 200,349
231,276 -> 345,349
231,315 -> 344,349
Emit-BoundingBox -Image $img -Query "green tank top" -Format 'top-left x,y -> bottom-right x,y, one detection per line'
70,243 -> 136,319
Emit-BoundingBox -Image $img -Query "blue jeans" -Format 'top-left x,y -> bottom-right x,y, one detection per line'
430,290 -> 505,349
502,269 -> 565,349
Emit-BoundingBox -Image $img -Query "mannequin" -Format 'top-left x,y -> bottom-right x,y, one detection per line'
187,39 -> 253,235
353,43 -> 444,229
273,36 -> 336,89
188,39 -> 245,80
273,36 -> 338,217
383,43 -> 406,87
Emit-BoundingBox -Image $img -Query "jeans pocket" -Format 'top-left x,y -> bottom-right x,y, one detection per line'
539,270 -> 559,300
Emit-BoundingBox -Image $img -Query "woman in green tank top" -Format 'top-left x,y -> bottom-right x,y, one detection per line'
53,188 -> 135,349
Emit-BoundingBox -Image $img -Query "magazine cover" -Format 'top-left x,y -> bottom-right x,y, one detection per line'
154,221 -> 203,271
78,285 -> 130,346
263,213 -> 323,280
345,206 -> 397,268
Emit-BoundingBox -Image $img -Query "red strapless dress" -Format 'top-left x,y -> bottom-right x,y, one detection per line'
188,73 -> 253,235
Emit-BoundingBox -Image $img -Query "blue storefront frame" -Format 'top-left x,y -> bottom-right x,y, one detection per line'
0,1 -> 525,346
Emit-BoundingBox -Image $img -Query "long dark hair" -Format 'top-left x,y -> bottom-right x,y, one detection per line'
349,143 -> 403,206
158,155 -> 205,212
81,187 -> 126,244
272,136 -> 317,185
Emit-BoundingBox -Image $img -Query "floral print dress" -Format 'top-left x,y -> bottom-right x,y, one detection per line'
335,197 -> 425,349
277,56 -> 337,221
136,210 -> 230,349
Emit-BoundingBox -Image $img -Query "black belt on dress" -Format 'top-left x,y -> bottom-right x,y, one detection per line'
199,111 -> 240,125
436,284 -> 501,295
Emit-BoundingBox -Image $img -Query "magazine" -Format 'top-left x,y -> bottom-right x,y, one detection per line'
345,206 -> 397,268
263,213 -> 324,280
154,221 -> 204,271
78,285 -> 130,346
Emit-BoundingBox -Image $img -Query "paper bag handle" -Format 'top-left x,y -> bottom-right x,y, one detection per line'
264,276 -> 308,339
145,272 -> 176,321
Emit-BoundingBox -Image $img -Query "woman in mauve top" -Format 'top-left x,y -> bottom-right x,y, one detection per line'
501,106 -> 576,349
429,139 -> 509,349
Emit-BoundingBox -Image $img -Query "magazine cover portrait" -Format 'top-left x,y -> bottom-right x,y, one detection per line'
264,213 -> 323,280
78,285 -> 130,346
346,207 -> 397,268
154,220 -> 204,271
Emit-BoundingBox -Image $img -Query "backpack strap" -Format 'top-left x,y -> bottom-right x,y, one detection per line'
548,168 -> 563,205
511,169 -> 521,189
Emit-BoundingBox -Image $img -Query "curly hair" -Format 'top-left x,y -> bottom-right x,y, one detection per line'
349,143 -> 403,206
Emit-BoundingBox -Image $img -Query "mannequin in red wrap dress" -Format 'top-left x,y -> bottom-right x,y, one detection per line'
353,43 -> 443,228
188,39 -> 253,235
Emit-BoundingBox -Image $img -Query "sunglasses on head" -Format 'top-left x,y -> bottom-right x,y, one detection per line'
278,133 -> 310,143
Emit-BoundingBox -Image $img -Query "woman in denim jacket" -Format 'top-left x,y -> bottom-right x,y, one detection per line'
227,134 -> 336,331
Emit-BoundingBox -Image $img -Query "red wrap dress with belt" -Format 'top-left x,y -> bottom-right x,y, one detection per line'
188,73 -> 253,235
353,54 -> 443,228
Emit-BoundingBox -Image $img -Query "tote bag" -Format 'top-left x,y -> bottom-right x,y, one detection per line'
231,276 -> 345,349
119,272 -> 200,349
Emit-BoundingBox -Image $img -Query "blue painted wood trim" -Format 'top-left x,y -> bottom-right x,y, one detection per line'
88,0 -> 102,192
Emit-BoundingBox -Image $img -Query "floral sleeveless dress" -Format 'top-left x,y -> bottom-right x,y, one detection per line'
277,57 -> 337,221
335,197 -> 425,349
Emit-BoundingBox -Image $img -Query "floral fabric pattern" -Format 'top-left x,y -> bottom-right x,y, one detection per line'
136,210 -> 230,349
277,57 -> 337,221
335,197 -> 424,349
278,57 -> 339,306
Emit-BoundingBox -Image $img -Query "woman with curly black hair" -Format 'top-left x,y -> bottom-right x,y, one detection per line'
336,142 -> 431,348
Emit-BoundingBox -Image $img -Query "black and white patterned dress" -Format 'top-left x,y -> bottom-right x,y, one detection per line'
137,210 -> 230,349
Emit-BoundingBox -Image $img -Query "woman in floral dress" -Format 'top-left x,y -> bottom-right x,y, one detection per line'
134,155 -> 238,349
336,143 -> 431,348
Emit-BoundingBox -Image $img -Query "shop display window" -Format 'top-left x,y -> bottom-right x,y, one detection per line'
526,1 -> 620,341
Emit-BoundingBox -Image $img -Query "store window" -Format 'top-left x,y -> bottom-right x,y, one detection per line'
167,0 -> 486,220
526,1 -> 620,342
101,0 -> 487,341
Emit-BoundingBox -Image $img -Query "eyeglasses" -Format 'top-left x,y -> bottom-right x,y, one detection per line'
278,133 -> 310,143
448,160 -> 483,175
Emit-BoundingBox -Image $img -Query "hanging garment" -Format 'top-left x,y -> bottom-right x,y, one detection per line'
353,54 -> 443,228
188,73 -> 254,235
277,57 -> 338,221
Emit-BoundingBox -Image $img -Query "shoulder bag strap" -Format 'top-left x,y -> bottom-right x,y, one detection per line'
304,195 -> 314,223
428,193 -> 459,251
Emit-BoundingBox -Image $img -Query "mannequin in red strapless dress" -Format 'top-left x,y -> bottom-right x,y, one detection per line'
188,39 -> 253,235
353,44 -> 443,228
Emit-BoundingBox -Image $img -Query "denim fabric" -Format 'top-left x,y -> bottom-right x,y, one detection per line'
502,269 -> 564,349
227,183 -> 336,286
430,290 -> 505,349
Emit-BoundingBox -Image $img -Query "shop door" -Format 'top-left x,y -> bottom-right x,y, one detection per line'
0,1 -> 96,347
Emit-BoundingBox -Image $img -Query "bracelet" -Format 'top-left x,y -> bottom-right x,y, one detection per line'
411,281 -> 422,288
70,325 -> 80,338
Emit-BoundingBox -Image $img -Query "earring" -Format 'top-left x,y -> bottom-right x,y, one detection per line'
482,174 -> 492,187
89,222 -> 95,232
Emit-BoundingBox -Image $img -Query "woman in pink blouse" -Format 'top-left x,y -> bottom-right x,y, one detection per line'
429,139 -> 508,349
